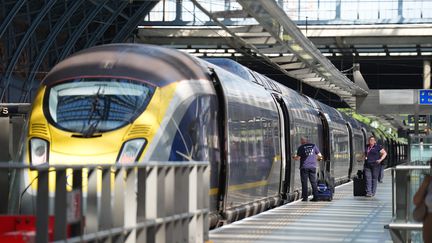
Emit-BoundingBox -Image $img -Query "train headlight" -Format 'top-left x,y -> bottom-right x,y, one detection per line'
117,139 -> 146,164
29,138 -> 49,165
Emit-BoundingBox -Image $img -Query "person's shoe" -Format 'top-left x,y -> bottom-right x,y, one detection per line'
378,180 -> 383,183
365,194 -> 373,197
310,197 -> 319,202
301,198 -> 308,202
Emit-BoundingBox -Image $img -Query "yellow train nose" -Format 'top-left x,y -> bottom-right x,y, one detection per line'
49,127 -> 126,157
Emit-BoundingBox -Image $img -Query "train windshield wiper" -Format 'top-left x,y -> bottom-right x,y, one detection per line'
81,87 -> 103,138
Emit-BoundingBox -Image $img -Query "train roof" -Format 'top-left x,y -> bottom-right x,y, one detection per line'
340,112 -> 363,130
42,44 -> 208,87
204,58 -> 255,82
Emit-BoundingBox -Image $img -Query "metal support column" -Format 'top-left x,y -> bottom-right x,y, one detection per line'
427,115 -> 431,135
0,117 -> 10,213
424,60 -> 431,89
398,0 -> 403,17
0,117 -> 10,161
335,0 -> 341,19
175,0 -> 183,21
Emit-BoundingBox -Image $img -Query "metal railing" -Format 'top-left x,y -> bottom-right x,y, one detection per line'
386,161 -> 430,243
0,161 -> 210,243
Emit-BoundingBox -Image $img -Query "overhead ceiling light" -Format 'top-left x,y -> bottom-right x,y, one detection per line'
207,53 -> 232,57
265,53 -> 281,57
389,52 -> 418,56
358,52 -> 387,56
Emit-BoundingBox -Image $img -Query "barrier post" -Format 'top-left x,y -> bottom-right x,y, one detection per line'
54,168 -> 67,241
124,168 -> 137,243
35,168 -> 49,243
70,168 -> 83,236
164,166 -> 175,242
86,168 -> 99,234
113,168 -> 126,242
136,167 -> 147,242
188,165 -> 198,243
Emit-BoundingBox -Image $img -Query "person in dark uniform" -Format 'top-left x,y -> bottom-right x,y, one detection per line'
364,136 -> 387,197
292,137 -> 323,202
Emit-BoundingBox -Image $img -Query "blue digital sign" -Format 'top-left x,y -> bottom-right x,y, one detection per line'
419,89 -> 432,105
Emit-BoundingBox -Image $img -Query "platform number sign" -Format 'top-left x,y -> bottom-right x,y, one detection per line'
419,89 -> 432,105
0,106 -> 8,117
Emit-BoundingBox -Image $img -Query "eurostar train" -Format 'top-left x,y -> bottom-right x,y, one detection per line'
10,44 -> 407,228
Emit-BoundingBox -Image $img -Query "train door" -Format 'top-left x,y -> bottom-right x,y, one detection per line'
272,94 -> 291,200
208,68 -> 228,220
361,128 -> 367,160
346,123 -> 354,178
361,128 -> 367,144
318,112 -> 331,172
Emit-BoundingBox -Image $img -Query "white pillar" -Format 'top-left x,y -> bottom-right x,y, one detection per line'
423,60 -> 431,89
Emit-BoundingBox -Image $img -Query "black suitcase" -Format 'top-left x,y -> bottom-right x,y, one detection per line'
353,177 -> 366,196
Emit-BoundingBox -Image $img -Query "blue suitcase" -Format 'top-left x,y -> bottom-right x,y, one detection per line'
316,182 -> 333,201
316,162 -> 334,201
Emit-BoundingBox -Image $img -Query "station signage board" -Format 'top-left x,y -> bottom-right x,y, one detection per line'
406,115 -> 431,124
0,106 -> 8,117
419,89 -> 432,105
0,104 -> 31,117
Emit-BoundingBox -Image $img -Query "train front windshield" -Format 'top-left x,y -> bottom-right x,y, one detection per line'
45,78 -> 155,136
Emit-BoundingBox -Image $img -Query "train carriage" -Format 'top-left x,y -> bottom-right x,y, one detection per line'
9,44 -> 404,229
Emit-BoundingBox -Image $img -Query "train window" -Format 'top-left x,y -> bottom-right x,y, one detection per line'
45,78 -> 155,136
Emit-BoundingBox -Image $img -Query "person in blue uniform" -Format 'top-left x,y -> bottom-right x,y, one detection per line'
364,136 -> 387,197
292,137 -> 323,202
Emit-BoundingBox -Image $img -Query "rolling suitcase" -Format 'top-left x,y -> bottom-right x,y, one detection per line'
316,182 -> 333,201
353,170 -> 366,196
315,161 -> 334,201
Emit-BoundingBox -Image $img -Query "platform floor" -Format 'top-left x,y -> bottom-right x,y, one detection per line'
210,169 -> 393,243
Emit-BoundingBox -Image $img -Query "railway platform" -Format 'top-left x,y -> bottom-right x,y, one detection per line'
210,170 -> 394,243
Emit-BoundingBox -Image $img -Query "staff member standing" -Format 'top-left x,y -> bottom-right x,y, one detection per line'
364,136 -> 387,197
292,137 -> 323,202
